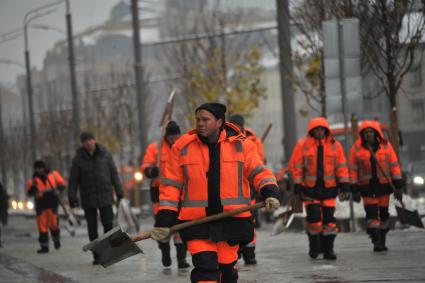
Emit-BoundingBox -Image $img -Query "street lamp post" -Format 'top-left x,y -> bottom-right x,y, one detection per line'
65,0 -> 80,146
22,2 -> 62,163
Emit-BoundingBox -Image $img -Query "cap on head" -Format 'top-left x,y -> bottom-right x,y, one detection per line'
228,114 -> 244,128
165,120 -> 181,136
195,102 -> 227,121
80,131 -> 95,143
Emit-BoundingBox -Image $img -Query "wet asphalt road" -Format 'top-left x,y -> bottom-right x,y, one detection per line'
1,214 -> 425,283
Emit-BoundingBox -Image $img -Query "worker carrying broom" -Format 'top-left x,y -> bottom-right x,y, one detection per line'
141,120 -> 190,269
151,102 -> 281,283
349,120 -> 403,252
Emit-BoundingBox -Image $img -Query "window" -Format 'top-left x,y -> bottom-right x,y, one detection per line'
410,65 -> 422,88
412,101 -> 425,123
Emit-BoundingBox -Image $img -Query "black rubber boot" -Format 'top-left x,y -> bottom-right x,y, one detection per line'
380,229 -> 389,251
322,235 -> 337,260
242,246 -> 257,265
307,233 -> 320,259
368,228 -> 384,252
175,243 -> 190,269
51,229 -> 61,250
158,241 -> 171,268
37,246 -> 49,254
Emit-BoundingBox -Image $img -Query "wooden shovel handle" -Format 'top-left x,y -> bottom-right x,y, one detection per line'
366,146 -> 405,208
131,202 -> 265,242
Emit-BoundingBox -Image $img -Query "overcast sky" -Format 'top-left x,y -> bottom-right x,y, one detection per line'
0,0 -> 121,88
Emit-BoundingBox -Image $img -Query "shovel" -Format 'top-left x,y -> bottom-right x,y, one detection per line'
367,146 -> 424,229
82,201 -> 266,267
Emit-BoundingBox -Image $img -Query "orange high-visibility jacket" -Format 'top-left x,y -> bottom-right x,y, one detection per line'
289,117 -> 349,189
158,122 -> 278,220
140,140 -> 172,187
245,128 -> 265,162
26,171 -> 66,198
349,120 -> 402,186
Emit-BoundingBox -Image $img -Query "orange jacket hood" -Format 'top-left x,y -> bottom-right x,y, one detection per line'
356,120 -> 386,146
308,117 -> 330,133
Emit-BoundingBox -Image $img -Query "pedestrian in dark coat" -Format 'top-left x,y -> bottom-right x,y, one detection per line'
68,132 -> 123,264
0,181 -> 9,248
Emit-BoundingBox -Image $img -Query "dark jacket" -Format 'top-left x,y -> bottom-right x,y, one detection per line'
68,144 -> 123,209
0,182 -> 8,225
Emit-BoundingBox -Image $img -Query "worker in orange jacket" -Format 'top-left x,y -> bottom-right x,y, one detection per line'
26,160 -> 66,253
289,117 -> 350,260
228,114 -> 265,265
349,120 -> 403,252
151,103 -> 280,283
141,121 -> 189,269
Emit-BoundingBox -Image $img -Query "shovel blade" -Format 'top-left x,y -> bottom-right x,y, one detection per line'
395,206 -> 424,229
82,226 -> 144,268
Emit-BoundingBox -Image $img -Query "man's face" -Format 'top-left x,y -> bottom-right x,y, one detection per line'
165,134 -> 180,146
83,138 -> 96,153
312,127 -> 326,140
362,128 -> 375,144
196,110 -> 223,138
35,166 -> 46,175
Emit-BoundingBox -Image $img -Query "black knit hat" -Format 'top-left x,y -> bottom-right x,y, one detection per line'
195,102 -> 227,121
228,114 -> 244,128
165,120 -> 181,136
33,160 -> 47,169
80,131 -> 95,143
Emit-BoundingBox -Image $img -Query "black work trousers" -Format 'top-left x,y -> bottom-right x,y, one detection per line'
84,205 -> 113,241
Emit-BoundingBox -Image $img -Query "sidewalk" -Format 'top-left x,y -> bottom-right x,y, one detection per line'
1,215 -> 425,283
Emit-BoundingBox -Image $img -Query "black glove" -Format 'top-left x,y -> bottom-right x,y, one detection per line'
394,189 -> 403,202
27,185 -> 38,196
144,166 -> 159,178
293,184 -> 303,195
69,198 -> 79,208
57,185 -> 66,193
350,184 -> 359,193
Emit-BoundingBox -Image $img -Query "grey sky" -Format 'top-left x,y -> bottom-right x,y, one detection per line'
0,0 -> 121,87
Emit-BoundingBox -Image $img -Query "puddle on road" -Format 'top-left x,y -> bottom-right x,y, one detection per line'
0,253 -> 77,283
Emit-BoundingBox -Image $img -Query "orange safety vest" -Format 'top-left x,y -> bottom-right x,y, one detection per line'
26,171 -> 66,199
245,128 -> 265,162
159,122 -> 277,220
289,117 -> 349,188
140,139 -> 172,187
349,120 -> 402,185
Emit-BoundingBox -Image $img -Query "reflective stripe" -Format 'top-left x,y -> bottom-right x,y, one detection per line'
249,166 -> 265,183
181,199 -> 208,207
305,175 -> 317,181
350,180 -> 358,184
322,225 -> 338,236
324,175 -> 336,181
360,174 -> 372,181
380,220 -> 390,230
221,197 -> 250,205
335,163 -> 347,169
392,174 -> 402,179
338,177 -> 350,182
390,161 -> 399,168
160,200 -> 179,208
294,163 -> 304,169
293,178 -> 303,183
258,177 -> 277,188
350,165 -> 358,170
161,178 -> 183,189
367,219 -> 380,228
